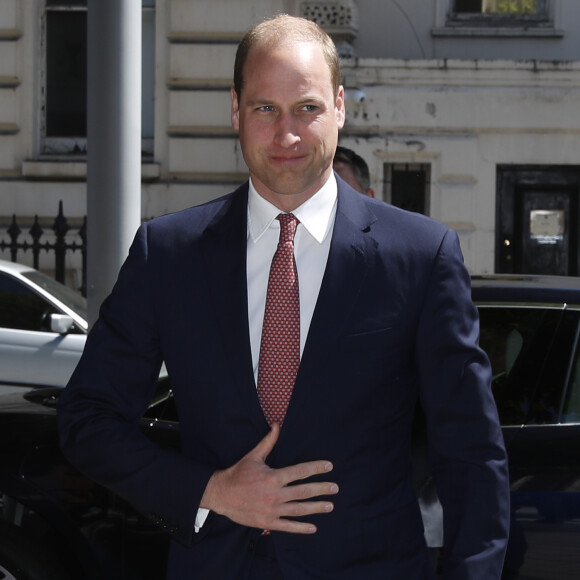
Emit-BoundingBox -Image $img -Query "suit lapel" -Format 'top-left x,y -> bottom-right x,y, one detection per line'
283,185 -> 379,427
199,184 -> 266,430
198,182 -> 380,436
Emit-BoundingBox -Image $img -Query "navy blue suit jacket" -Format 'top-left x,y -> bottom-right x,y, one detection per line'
58,179 -> 509,579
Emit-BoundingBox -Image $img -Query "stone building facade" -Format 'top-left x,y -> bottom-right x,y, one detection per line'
1,0 -> 579,283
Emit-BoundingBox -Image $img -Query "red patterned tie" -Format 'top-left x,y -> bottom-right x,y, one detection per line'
257,213 -> 300,426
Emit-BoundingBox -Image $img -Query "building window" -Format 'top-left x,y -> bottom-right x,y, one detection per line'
455,0 -> 544,14
383,164 -> 430,215
42,1 -> 155,156
448,0 -> 552,26
45,2 -> 87,141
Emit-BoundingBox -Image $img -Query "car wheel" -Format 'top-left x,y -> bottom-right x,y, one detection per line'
0,521 -> 72,580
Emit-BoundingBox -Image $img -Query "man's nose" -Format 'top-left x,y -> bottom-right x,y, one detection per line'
274,114 -> 300,148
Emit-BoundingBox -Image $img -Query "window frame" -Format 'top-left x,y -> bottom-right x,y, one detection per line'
449,0 -> 552,28
476,303 -> 580,427
383,163 -> 431,216
0,272 -> 61,332
39,1 -> 155,158
432,0 -> 562,37
559,312 -> 580,423
42,2 -> 87,156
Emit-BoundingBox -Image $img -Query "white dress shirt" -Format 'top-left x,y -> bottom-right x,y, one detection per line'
195,175 -> 338,532
246,175 -> 337,382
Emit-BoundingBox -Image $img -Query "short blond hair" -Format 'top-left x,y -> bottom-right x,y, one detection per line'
233,14 -> 341,100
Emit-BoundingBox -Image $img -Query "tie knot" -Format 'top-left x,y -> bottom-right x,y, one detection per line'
277,213 -> 299,244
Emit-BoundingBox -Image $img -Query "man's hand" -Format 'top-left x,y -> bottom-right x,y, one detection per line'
200,423 -> 338,534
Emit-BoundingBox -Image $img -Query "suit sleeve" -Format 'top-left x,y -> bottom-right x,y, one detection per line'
415,229 -> 510,579
57,223 -> 214,547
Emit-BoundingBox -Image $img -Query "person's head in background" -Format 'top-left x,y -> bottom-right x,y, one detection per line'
333,145 -> 375,198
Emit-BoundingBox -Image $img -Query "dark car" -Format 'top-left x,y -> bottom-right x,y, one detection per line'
472,274 -> 580,580
0,380 -> 176,580
2,274 -> 580,579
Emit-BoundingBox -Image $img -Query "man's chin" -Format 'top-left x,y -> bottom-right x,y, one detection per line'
261,174 -> 311,196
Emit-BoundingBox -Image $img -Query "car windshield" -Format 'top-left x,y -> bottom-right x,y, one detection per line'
22,271 -> 87,321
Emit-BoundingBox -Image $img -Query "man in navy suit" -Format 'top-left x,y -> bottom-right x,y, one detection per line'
58,14 -> 509,579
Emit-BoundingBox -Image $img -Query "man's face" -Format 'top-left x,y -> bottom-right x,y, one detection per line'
231,40 -> 345,212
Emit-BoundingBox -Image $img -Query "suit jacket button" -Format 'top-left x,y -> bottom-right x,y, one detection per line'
248,540 -> 255,552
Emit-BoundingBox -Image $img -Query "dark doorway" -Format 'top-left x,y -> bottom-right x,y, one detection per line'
497,166 -> 580,276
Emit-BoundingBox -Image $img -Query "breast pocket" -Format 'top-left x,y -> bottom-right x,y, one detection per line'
341,326 -> 400,355
338,326 -> 413,380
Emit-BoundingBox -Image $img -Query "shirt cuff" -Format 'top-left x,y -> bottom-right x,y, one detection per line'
194,507 -> 210,533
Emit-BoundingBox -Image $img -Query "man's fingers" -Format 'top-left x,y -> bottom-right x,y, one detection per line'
279,481 -> 339,504
249,427 -> 334,488
278,459 -> 334,486
272,519 -> 318,535
266,500 -> 336,534
279,499 -> 335,519
202,426 -> 339,532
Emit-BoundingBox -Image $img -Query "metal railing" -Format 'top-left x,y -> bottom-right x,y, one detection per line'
0,201 -> 87,296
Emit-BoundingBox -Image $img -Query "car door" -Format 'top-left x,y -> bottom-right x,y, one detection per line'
0,272 -> 85,387
478,304 -> 580,579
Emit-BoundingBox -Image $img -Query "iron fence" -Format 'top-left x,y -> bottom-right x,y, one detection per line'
0,201 -> 87,296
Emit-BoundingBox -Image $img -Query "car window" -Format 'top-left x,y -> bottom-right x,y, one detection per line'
560,317 -> 580,424
478,307 -> 572,426
22,270 -> 87,322
562,361 -> 580,423
0,272 -> 60,331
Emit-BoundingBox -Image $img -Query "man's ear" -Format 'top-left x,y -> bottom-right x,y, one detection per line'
336,85 -> 345,129
366,188 -> 376,198
231,87 -> 240,130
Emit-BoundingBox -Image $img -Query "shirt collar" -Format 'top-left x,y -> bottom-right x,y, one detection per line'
247,174 -> 337,244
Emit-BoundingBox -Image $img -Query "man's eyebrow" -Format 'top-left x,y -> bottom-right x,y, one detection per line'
243,98 -> 273,107
244,95 -> 324,107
